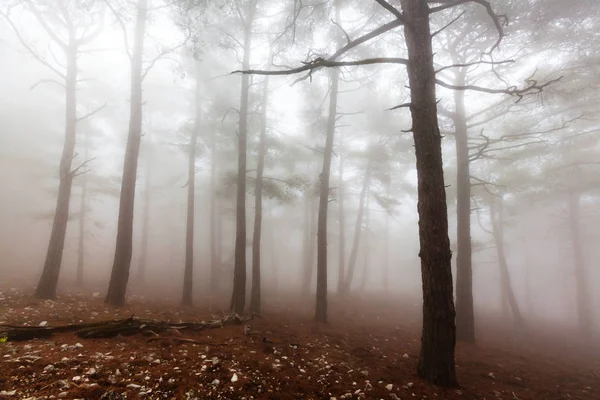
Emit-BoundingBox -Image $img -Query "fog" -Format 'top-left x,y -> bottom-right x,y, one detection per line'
1,0 -> 599,356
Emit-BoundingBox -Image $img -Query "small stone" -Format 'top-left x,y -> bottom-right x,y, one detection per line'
86,367 -> 97,376
407,382 -> 414,388
402,353 -> 409,358
39,321 -> 48,327
43,364 -> 55,373
488,372 -> 496,379
0,390 -> 17,396
58,393 -> 68,399
360,370 -> 369,376
231,373 -> 238,382
211,379 -> 220,386
72,376 -> 82,382
74,343 -> 84,348
385,384 -> 393,391
126,383 -> 141,389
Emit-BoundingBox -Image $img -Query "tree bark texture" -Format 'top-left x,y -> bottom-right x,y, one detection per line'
35,40 -> 78,299
453,68 -> 475,343
230,6 -> 255,314
568,191 -> 592,336
315,67 -> 339,322
76,127 -> 89,286
105,0 -> 147,306
400,0 -> 458,387
250,73 -> 270,314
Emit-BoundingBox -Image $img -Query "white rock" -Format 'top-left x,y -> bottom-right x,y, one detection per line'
39,321 -> 48,327
231,373 -> 238,383
402,353 -> 409,359
43,365 -> 56,373
488,372 -> 496,379
74,343 -> 83,348
407,382 -> 414,388
58,393 -> 68,399
211,379 -> 220,386
0,390 -> 17,396
72,376 -> 82,382
385,384 -> 393,391
126,383 -> 141,389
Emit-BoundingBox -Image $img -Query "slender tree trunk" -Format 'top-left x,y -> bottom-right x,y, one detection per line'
35,40 -> 78,299
182,74 -> 201,306
342,158 -> 372,294
568,191 -> 592,336
209,102 -> 218,293
250,73 -> 270,314
230,6 -> 255,314
315,68 -> 339,322
105,0 -> 147,306
383,198 -> 390,294
400,0 -> 457,387
337,131 -> 346,294
489,197 -> 523,327
301,190 -> 313,293
76,127 -> 89,286
453,68 -> 475,343
360,193 -> 370,292
137,150 -> 151,281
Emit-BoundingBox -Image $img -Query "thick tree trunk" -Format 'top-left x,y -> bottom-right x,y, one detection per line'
302,191 -> 317,292
568,191 -> 592,336
137,150 -> 151,282
337,132 -> 346,294
341,158 -> 372,294
76,127 -> 89,286
105,0 -> 147,306
489,197 -> 523,327
182,75 -> 201,306
383,198 -> 390,294
35,41 -> 78,300
315,67 -> 339,322
209,104 -> 218,292
230,9 -> 254,315
250,74 -> 270,314
400,0 -> 457,387
453,69 -> 475,343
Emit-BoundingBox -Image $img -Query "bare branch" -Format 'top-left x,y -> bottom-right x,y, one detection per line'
30,79 -> 65,91
431,10 -> 465,37
103,0 -> 132,60
373,0 -> 404,21
76,103 -> 107,122
27,3 -> 68,49
435,76 -> 563,102
435,59 -> 514,74
387,103 -> 412,111
141,29 -> 192,82
71,157 -> 97,177
234,57 -> 409,76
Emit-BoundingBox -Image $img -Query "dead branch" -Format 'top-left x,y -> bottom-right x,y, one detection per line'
30,79 -> 66,91
374,0 -> 404,21
141,28 -> 192,82
436,76 -> 563,102
435,59 -> 514,74
0,314 -> 250,342
234,57 -> 409,76
76,103 -> 107,122
387,102 -> 412,111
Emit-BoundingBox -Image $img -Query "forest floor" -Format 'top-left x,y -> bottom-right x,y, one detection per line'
0,284 -> 599,400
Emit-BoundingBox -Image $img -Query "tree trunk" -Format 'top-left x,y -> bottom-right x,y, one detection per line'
400,0 -> 457,387
568,191 -> 592,336
315,67 -> 339,322
383,198 -> 390,294
250,73 -> 270,314
137,149 -> 151,282
337,131 -> 346,294
489,197 -> 523,327
209,99 -> 218,293
230,7 -> 255,315
76,127 -> 89,287
301,189 -> 313,293
35,40 -> 78,299
341,158 -> 372,294
453,68 -> 475,343
360,193 -> 370,292
105,0 -> 147,306
182,73 -> 201,306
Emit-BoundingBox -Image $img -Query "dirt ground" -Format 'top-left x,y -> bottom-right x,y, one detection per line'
1,284 -> 598,400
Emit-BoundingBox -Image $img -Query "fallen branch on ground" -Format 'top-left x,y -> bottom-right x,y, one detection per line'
0,314 -> 250,342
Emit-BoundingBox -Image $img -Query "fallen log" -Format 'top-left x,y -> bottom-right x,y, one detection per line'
0,314 -> 249,342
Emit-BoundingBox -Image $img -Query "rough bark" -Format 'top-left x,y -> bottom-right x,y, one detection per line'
137,150 -> 151,282
341,157 -> 372,294
250,74 -> 270,314
453,68 -> 475,343
230,6 -> 255,315
302,190 -> 317,293
489,197 -> 523,327
76,127 -> 89,287
337,132 -> 346,294
400,0 -> 457,387
568,191 -> 592,336
182,73 -> 201,306
315,67 -> 339,323
105,0 -> 147,306
35,40 -> 78,299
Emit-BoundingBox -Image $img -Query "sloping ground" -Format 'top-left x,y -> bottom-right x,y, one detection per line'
0,288 -> 598,400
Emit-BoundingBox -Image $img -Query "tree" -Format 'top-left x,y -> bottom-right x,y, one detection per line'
105,0 -> 148,306
1,1 -> 105,299
237,0 -> 557,387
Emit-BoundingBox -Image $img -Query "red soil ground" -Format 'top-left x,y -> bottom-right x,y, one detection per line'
0,284 -> 598,400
